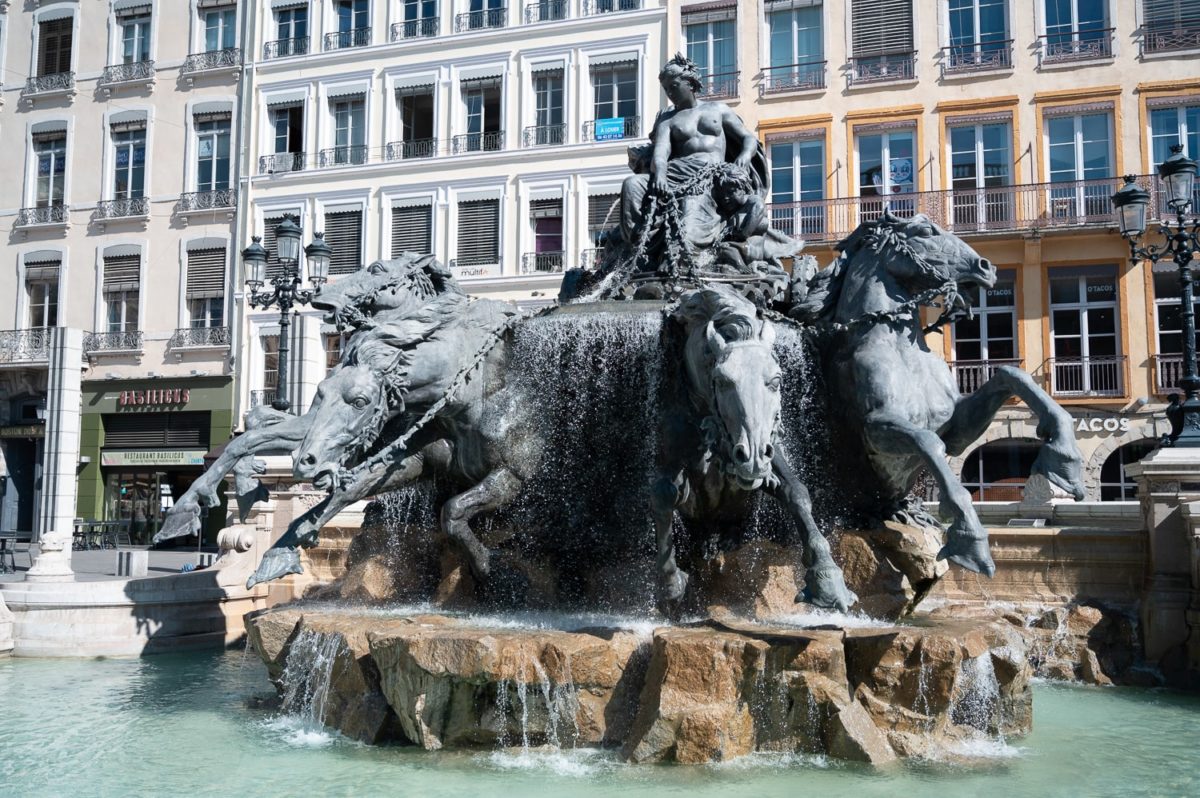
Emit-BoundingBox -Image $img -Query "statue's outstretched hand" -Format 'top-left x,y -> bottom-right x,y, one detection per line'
652,172 -> 669,194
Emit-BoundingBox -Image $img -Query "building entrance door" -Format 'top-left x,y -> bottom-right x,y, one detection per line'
105,471 -> 162,544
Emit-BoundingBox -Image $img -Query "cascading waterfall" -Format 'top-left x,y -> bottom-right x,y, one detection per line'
279,629 -> 344,731
493,654 -> 581,753
951,654 -> 1001,735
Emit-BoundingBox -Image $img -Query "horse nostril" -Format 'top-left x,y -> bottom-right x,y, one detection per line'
763,444 -> 775,461
734,444 -> 750,463
299,454 -> 316,468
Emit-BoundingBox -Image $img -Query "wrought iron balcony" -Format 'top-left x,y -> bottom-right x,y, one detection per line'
324,27 -> 371,50
760,62 -> 826,95
99,60 -> 155,87
1048,356 -> 1126,399
259,152 -> 307,174
521,251 -> 565,274
454,8 -> 506,32
179,189 -> 236,212
169,326 -> 230,349
0,328 -> 53,364
582,116 -> 639,141
263,37 -> 310,59
1152,354 -> 1198,395
1038,29 -> 1114,65
16,204 -> 68,228
523,123 -> 566,147
940,41 -> 1013,75
21,72 -> 75,98
95,197 -> 149,220
452,131 -> 505,153
391,17 -> 439,40
525,0 -> 567,23
848,52 -> 917,85
950,359 -> 1023,394
181,48 -> 241,74
318,145 -> 369,167
1143,24 -> 1200,55
249,389 -> 274,409
386,138 -> 438,160
582,0 -> 640,15
697,71 -> 739,99
85,330 -> 144,354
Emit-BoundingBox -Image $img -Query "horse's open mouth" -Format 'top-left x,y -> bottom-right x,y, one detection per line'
312,468 -> 337,492
736,475 -> 764,491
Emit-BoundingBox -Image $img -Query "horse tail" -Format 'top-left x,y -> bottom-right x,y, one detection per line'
789,255 -> 845,324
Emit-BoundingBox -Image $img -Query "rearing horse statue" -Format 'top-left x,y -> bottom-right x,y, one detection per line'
792,211 -> 1085,576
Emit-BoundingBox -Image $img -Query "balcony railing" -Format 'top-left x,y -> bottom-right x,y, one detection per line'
179,189 -> 236,212
21,72 -> 75,98
85,331 -> 144,354
582,116 -> 639,142
259,152 -> 307,174
1038,29 -> 1114,65
1143,24 -> 1200,55
765,175 -> 1167,244
169,326 -> 230,349
318,145 -> 369,167
454,8 -> 506,32
95,197 -> 149,220
582,0 -> 641,15
523,123 -> 566,147
1152,354 -> 1197,395
263,37 -> 310,59
525,0 -> 567,23
16,204 -> 68,228
522,251 -> 565,274
249,389 -> 274,409
391,18 -> 439,40
99,60 -> 155,87
0,328 -> 53,364
697,71 -> 740,99
848,52 -> 917,85
760,61 -> 826,95
324,27 -> 372,50
1048,356 -> 1126,398
950,359 -> 1023,394
181,48 -> 241,74
940,41 -> 1013,75
452,131 -> 505,153
386,138 -> 438,160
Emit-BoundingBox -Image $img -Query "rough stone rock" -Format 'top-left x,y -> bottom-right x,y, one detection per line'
825,695 -> 897,764
691,540 -> 801,619
844,627 -> 964,719
1066,605 -> 1105,637
245,607 -> 305,680
832,522 -> 947,620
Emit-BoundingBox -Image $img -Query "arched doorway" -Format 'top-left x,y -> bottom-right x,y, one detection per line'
1099,441 -> 1157,501
960,439 -> 1041,501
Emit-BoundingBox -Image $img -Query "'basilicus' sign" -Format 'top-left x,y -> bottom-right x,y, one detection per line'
118,388 -> 191,408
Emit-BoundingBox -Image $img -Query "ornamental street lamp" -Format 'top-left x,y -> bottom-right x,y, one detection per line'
1112,145 -> 1200,446
243,217 -> 332,412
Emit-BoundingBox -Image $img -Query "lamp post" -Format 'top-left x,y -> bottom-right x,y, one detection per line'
242,217 -> 333,412
1112,145 -> 1200,445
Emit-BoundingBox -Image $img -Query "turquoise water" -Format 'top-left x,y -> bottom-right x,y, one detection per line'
1,649 -> 1198,798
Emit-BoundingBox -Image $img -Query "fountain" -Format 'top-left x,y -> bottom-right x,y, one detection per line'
156,55 -> 1097,764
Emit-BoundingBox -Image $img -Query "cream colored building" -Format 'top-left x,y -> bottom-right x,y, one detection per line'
0,0 -> 242,540
235,0 -> 668,418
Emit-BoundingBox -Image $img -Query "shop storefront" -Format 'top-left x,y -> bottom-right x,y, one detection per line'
78,377 -> 234,545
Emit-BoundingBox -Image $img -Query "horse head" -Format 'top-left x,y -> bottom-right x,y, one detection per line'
678,286 -> 782,490
311,252 -> 460,330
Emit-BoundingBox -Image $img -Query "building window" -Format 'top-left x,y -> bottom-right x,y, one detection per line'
1099,441 -> 1156,501
403,0 -> 439,34
324,209 -> 363,274
591,62 -> 637,123
25,259 -> 60,329
685,6 -> 737,97
273,5 -> 309,56
394,85 -> 436,159
1046,112 -> 1112,218
961,440 -> 1039,500
857,128 -> 916,216
103,254 -> 140,333
850,0 -> 915,81
263,213 -> 303,276
1144,0 -> 1200,54
769,136 -> 826,237
261,335 -> 280,401
1151,269 -> 1200,394
33,133 -> 67,208
324,333 -> 344,376
186,248 -> 226,328
1042,0 -> 1109,57
531,69 -> 565,145
118,12 -> 152,64
331,0 -> 370,47
952,270 -> 1017,391
1151,103 -> 1200,208
273,103 -> 305,156
1048,267 -> 1122,397
765,0 -> 823,92
464,0 -> 505,31
949,121 -> 1012,226
459,77 -> 503,152
391,204 -> 433,257
112,124 -> 147,200
587,192 -> 620,245
946,0 -> 1010,70
526,198 -> 564,272
37,17 -> 73,77
203,5 -> 237,52
455,198 -> 500,270
195,114 -> 231,193
328,95 -> 367,165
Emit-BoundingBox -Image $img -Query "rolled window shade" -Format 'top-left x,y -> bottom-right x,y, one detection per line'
588,193 -> 620,230
186,248 -> 226,299
395,83 -> 435,98
111,119 -> 147,134
1145,0 -> 1200,26
324,210 -> 363,275
456,200 -> 500,265
530,198 -> 563,219
25,261 -> 61,281
114,5 -> 153,18
461,76 -> 502,91
682,1 -> 737,24
194,111 -> 232,124
851,0 -> 914,56
391,204 -> 433,257
103,255 -> 141,293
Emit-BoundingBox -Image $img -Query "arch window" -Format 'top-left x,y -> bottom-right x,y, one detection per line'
1099,441 -> 1156,501
960,439 -> 1040,500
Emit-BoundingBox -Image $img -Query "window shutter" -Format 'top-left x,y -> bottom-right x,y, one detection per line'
103,255 -> 140,293
529,199 -> 562,219
39,18 -> 73,76
25,253 -> 61,282
391,204 -> 433,257
851,0 -> 914,56
1145,0 -> 1200,27
588,193 -> 620,231
103,412 -> 207,449
683,1 -> 738,24
194,111 -> 232,124
323,210 -> 363,274
456,199 -> 500,265
115,5 -> 152,19
186,248 -> 226,299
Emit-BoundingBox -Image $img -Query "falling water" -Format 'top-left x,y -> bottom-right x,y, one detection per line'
951,654 -> 1001,734
278,629 -> 344,733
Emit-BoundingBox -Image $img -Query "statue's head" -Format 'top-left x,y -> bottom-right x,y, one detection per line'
659,53 -> 702,101
311,253 -> 457,330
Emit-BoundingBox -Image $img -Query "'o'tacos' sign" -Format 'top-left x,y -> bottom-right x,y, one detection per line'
1074,416 -> 1131,435
100,450 -> 207,467
593,118 -> 626,141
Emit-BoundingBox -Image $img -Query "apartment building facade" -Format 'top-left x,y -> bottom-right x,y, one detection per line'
668,0 -> 1198,500
235,0 -> 667,418
0,0 -> 243,542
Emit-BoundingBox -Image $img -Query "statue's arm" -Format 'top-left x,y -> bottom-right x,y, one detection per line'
722,105 -> 757,168
650,118 -> 673,191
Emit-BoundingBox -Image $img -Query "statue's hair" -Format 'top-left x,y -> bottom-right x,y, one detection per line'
675,284 -> 760,342
659,52 -> 703,93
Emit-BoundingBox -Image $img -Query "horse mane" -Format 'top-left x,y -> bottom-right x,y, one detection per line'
790,256 -> 845,324
675,284 -> 760,342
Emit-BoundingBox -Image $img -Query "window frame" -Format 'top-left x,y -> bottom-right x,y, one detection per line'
202,5 -> 238,53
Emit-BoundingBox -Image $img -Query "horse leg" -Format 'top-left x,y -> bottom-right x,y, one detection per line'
767,455 -> 857,612
652,469 -> 688,619
864,411 -> 995,576
939,365 -> 1086,500
441,467 -> 523,580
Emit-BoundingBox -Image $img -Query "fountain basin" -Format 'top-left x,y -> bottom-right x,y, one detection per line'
248,606 -> 1031,765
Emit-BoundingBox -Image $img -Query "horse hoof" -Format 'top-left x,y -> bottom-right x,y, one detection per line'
657,571 -> 690,620
936,541 -> 996,577
246,546 -> 303,589
799,567 -> 857,613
